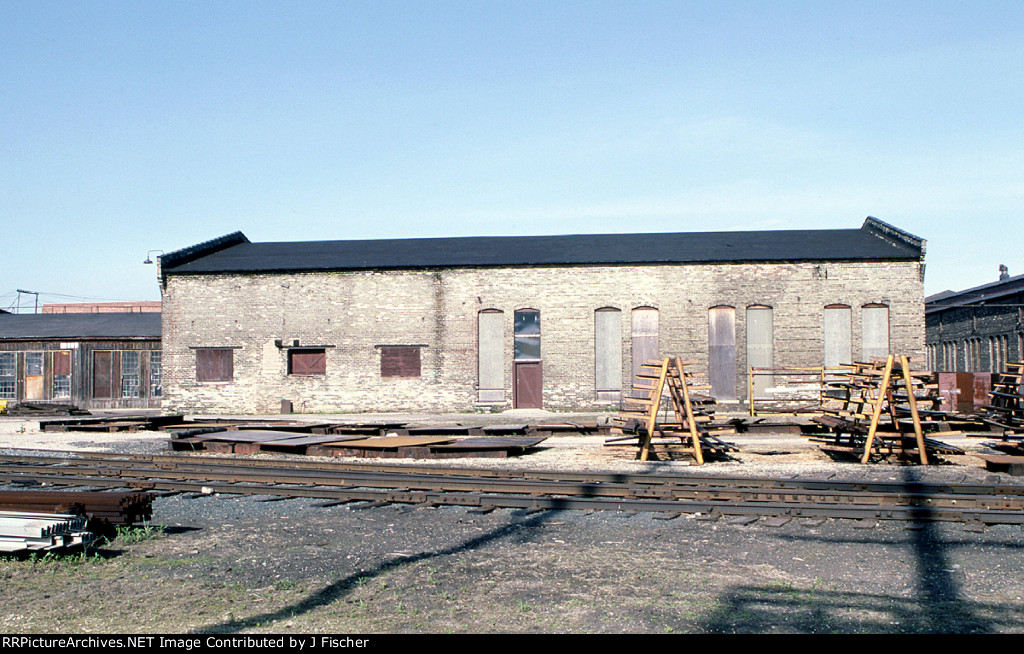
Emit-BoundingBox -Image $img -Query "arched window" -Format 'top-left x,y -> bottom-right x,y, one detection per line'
477,309 -> 504,402
708,306 -> 737,400
631,307 -> 659,395
823,304 -> 852,367
862,303 -> 890,360
595,308 -> 622,400
746,305 -> 773,399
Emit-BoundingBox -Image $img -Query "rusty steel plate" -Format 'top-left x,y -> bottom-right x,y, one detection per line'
325,436 -> 456,449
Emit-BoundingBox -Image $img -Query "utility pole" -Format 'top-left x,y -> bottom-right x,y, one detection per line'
15,289 -> 39,314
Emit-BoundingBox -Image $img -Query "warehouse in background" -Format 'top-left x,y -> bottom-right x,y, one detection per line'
0,309 -> 162,410
157,217 -> 926,414
926,266 -> 1024,412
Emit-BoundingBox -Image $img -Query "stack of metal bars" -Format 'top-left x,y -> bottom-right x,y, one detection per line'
0,511 -> 93,553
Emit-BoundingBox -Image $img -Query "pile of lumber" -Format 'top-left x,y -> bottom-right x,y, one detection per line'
810,355 -> 963,463
606,356 -> 737,463
6,402 -> 90,417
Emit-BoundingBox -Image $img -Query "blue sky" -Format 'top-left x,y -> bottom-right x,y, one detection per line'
2,1 -> 1022,308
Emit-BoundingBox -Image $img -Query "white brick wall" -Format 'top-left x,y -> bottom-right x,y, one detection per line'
161,260 -> 924,413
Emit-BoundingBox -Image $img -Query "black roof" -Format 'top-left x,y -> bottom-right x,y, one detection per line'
0,313 -> 161,340
926,273 -> 1024,314
161,217 -> 924,275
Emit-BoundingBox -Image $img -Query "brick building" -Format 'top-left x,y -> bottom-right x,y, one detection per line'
926,267 -> 1024,373
157,217 -> 926,414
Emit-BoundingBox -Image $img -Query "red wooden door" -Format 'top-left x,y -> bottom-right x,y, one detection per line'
514,362 -> 543,409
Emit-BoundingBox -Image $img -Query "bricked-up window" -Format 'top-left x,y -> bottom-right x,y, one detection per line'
594,308 -> 621,400
380,346 -> 421,378
823,304 -> 852,368
862,304 -> 890,361
196,348 -> 233,382
477,310 -> 504,402
289,349 -> 326,376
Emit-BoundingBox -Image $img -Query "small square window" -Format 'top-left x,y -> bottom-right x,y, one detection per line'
380,346 -> 421,378
289,349 -> 326,376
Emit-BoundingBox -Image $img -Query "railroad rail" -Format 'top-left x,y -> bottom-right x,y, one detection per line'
1,450 -> 1023,525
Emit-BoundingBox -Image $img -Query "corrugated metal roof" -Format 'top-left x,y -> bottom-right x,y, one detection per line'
161,217 -> 924,275
0,313 -> 161,340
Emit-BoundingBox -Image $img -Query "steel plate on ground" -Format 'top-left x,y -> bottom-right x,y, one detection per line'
189,429 -> 314,443
329,436 -> 457,448
431,437 -> 547,450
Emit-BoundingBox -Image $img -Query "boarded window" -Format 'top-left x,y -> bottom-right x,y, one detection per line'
380,346 -> 421,378
595,308 -> 622,400
289,349 -> 326,376
631,307 -> 659,395
823,305 -> 852,367
862,304 -> 890,361
478,310 -> 504,402
196,348 -> 233,382
746,306 -> 773,398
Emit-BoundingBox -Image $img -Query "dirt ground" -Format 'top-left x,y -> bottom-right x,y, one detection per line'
2,412 -> 1024,634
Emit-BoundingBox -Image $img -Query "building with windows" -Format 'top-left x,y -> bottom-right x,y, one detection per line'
157,217 -> 925,414
926,267 -> 1024,374
0,313 -> 162,409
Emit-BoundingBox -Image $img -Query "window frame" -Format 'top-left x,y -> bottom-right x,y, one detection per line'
195,348 -> 235,383
379,345 -> 422,378
0,352 -> 15,399
288,348 -> 327,376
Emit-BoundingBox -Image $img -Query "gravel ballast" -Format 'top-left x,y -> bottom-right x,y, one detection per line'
1,412 -> 1023,634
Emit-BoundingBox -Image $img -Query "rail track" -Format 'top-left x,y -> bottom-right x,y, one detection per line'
1,449 -> 1023,525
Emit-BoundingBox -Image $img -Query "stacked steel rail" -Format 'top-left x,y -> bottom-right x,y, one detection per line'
978,362 -> 1024,435
0,511 -> 93,553
811,355 -> 959,463
2,450 -> 1023,525
747,366 -> 834,416
973,362 -> 1024,473
0,490 -> 154,536
608,356 -> 736,463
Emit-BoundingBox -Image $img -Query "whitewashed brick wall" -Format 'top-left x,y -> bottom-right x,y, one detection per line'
161,260 -> 924,413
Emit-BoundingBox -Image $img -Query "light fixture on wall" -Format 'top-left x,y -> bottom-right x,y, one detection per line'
143,250 -> 164,264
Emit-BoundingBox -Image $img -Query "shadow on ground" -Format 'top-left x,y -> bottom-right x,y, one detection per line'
190,503 -> 570,634
699,466 -> 1012,633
